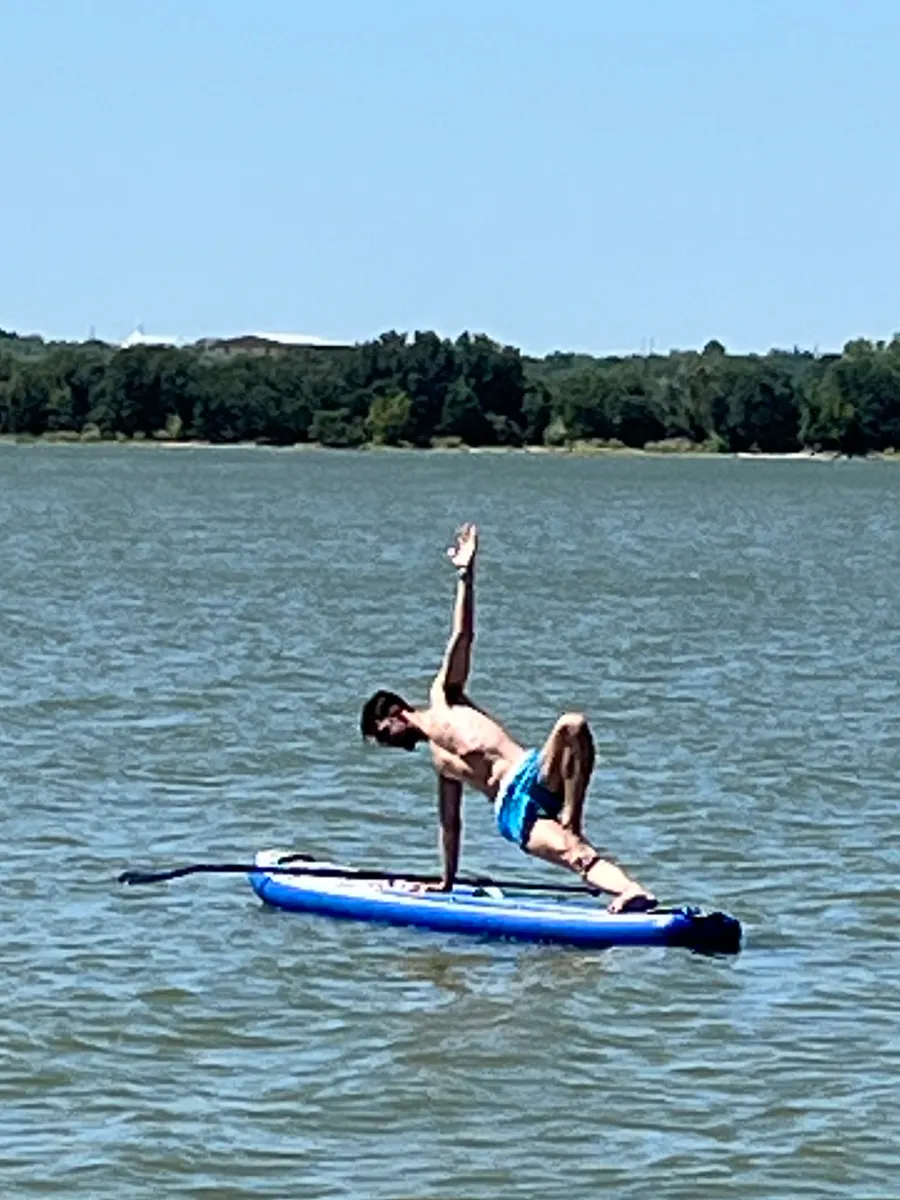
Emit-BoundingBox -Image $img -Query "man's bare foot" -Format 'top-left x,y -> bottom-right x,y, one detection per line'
607,886 -> 658,914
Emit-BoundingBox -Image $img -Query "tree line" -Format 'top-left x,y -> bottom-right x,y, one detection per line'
1,328 -> 899,454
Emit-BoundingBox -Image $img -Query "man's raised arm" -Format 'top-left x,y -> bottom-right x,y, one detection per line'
431,523 -> 478,702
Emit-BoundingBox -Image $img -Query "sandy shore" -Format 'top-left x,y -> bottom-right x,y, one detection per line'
1,433 -> 896,461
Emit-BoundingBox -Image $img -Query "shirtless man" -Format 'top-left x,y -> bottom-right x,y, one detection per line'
360,523 -> 656,913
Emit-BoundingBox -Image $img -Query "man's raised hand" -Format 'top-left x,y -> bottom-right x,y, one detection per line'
447,523 -> 478,573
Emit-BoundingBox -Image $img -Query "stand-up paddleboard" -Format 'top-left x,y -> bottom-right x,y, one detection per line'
249,851 -> 742,954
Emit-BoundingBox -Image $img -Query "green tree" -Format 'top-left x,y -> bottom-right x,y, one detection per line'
712,360 -> 801,452
555,368 -> 616,440
604,362 -> 665,446
3,364 -> 51,434
367,391 -> 414,444
458,334 -> 527,434
402,331 -> 459,445
801,368 -> 853,450
800,339 -> 900,452
439,377 -> 490,443
521,381 -> 553,443
309,408 -> 366,447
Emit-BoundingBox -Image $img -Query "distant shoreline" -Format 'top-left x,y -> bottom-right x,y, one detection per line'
4,326 -> 898,458
2,432 -> 897,461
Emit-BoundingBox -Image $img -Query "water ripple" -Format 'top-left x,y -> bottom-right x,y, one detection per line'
1,448 -> 898,1198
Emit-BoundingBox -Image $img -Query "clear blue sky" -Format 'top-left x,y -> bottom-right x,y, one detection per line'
2,0 -> 898,356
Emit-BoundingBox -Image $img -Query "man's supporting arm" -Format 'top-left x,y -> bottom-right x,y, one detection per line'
437,775 -> 463,888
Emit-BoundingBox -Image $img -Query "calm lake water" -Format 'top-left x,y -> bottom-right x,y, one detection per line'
1,445 -> 898,1199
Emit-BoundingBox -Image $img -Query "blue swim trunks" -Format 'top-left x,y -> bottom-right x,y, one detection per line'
495,749 -> 563,849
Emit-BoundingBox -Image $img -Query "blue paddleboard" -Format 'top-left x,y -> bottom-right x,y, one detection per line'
249,851 -> 741,954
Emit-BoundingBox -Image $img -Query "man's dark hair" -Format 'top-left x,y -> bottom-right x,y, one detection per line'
360,690 -> 409,739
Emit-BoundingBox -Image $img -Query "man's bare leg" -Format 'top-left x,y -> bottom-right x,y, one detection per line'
525,818 -> 656,913
538,712 -> 595,838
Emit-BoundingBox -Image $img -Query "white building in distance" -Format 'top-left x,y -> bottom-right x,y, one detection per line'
119,329 -> 349,353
